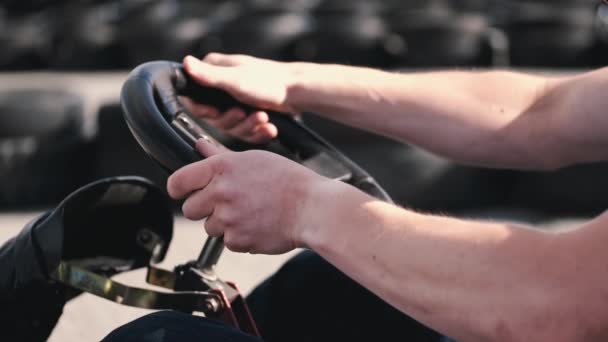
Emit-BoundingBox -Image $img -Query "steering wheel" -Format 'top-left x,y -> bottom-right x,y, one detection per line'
120,60 -> 393,270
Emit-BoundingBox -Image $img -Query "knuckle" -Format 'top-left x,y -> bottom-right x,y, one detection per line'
214,182 -> 238,203
231,82 -> 247,95
181,200 -> 197,220
248,134 -> 267,144
167,174 -> 185,197
216,210 -> 236,228
225,111 -> 244,124
204,117 -> 219,127
214,118 -> 230,129
213,155 -> 233,175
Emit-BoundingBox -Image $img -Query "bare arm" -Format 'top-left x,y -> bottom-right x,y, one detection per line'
184,54 -> 608,170
288,65 -> 608,170
300,179 -> 608,342
169,141 -> 608,341
177,56 -> 608,341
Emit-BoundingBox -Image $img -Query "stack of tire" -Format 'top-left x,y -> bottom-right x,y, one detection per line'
0,0 -> 607,70
492,0 -> 599,68
93,103 -> 169,192
0,2 -> 56,70
49,1 -> 127,70
210,0 -> 499,69
283,0 -> 397,67
383,0 -> 498,68
208,0 -> 315,61
0,90 -> 94,209
117,0 -> 235,66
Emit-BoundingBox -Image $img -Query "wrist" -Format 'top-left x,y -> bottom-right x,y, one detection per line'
284,62 -> 399,118
294,177 -> 370,251
294,177 -> 340,249
284,62 -> 334,114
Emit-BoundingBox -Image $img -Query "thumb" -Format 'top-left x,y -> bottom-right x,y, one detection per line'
184,55 -> 234,88
195,136 -> 229,157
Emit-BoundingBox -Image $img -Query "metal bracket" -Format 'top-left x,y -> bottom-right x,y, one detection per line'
51,261 -> 223,315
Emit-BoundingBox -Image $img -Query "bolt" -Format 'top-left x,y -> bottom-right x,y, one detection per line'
204,298 -> 221,313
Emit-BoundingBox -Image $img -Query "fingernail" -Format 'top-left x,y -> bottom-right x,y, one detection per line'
257,111 -> 269,122
184,55 -> 199,65
198,135 -> 213,144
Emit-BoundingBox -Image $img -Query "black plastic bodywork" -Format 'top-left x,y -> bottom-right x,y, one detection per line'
0,176 -> 174,340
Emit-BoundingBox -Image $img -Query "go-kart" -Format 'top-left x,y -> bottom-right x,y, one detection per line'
0,61 -> 393,340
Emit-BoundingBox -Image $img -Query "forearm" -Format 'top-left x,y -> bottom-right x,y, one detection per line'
287,64 -> 567,170
299,180 -> 575,341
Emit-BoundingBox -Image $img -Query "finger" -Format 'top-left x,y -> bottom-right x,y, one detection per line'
223,232 -> 250,253
210,107 -> 246,130
227,110 -> 268,137
247,123 -> 278,144
183,55 -> 235,88
195,137 -> 226,158
202,53 -> 239,67
203,214 -> 224,237
203,53 -> 252,66
179,96 -> 220,118
167,158 -> 216,199
181,188 -> 215,221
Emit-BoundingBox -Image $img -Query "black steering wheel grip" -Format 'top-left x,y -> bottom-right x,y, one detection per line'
120,60 -> 392,202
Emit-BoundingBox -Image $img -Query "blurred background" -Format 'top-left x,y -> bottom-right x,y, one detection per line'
1,0 -> 607,219
1,0 -> 606,71
1,0 -> 607,340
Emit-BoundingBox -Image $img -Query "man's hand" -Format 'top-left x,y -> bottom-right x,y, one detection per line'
166,138 -> 330,254
181,54 -> 301,144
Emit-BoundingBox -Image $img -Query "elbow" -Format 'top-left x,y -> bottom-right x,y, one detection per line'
533,133 -> 573,171
470,228 -> 604,342
508,132 -> 569,171
527,129 -> 578,172
494,106 -> 572,171
477,309 -> 579,342
475,285 -> 597,342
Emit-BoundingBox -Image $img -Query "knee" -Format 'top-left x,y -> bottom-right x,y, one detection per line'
102,311 -> 261,342
273,251 -> 337,284
102,311 -> 200,342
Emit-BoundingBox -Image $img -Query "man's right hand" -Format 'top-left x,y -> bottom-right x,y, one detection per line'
181,53 -> 301,144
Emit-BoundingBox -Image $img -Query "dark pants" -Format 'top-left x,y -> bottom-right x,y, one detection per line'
104,251 -> 444,341
102,311 -> 263,342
